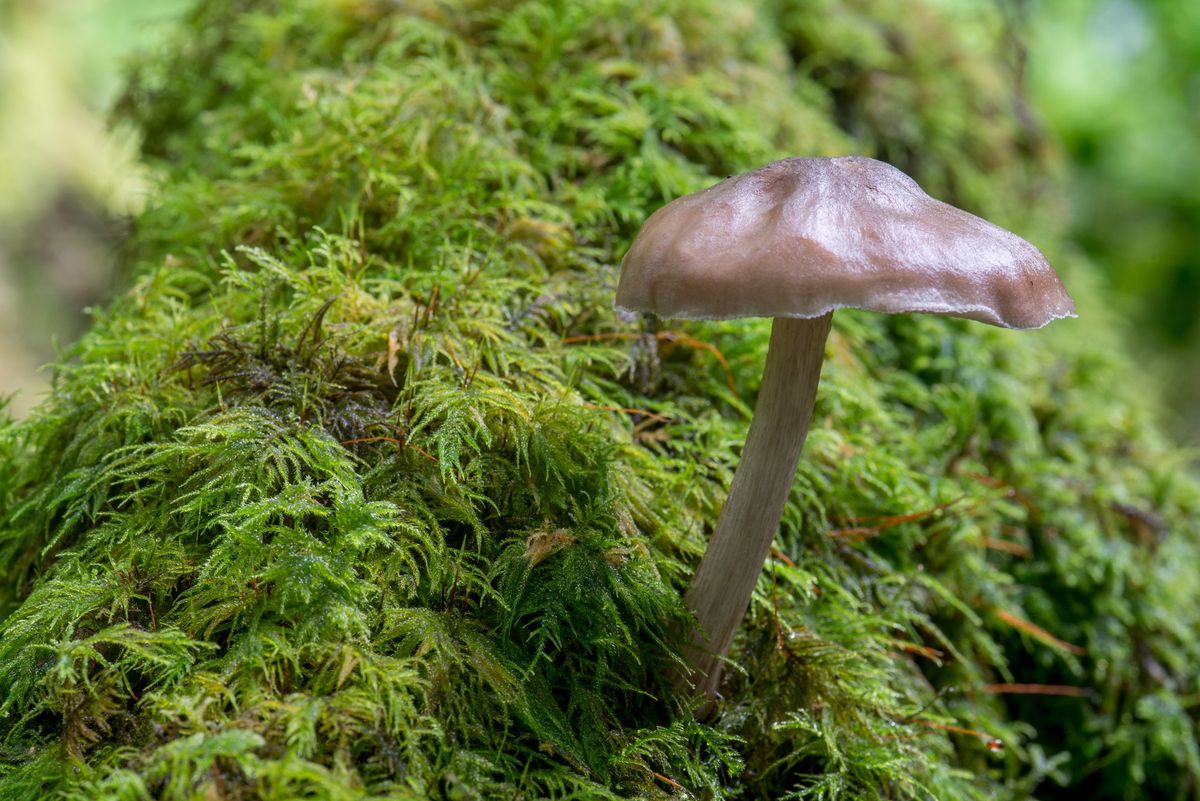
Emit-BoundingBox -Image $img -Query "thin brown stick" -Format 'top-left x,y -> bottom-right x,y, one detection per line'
982,683 -> 1089,697
339,436 -> 438,463
961,470 -> 1037,513
562,330 -> 738,395
825,497 -> 965,540
769,546 -> 795,567
580,403 -> 670,423
993,608 -> 1086,656
889,639 -> 944,662
981,537 -> 1031,557
772,557 -> 788,653
911,719 -> 1004,750
647,769 -> 684,791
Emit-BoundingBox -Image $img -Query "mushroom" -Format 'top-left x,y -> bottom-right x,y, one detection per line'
615,156 -> 1075,709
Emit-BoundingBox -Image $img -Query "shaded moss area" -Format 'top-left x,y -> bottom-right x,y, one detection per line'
1,1 -> 1198,799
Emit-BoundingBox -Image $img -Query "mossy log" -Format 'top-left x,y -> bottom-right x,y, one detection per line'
1,1 -> 1197,799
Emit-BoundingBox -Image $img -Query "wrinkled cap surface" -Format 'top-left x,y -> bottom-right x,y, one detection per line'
615,156 -> 1076,329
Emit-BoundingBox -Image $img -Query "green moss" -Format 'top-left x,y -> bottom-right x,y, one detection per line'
2,1 -> 1198,799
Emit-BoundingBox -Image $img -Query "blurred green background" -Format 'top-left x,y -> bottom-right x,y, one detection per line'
1,0 -> 1197,438
1030,0 -> 1200,442
0,0 -> 183,416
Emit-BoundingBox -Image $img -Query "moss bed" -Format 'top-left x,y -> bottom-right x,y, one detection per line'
1,1 -> 1198,799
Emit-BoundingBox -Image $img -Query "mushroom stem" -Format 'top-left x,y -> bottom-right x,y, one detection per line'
676,312 -> 833,710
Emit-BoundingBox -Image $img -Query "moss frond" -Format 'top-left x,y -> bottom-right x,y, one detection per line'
2,1 -> 1198,799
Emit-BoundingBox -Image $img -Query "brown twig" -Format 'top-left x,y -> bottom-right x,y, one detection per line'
961,470 -> 1036,513
889,639 -> 944,662
580,403 -> 671,423
772,557 -> 788,653
769,545 -> 795,567
982,683 -> 1088,697
825,497 -> 965,540
981,537 -> 1031,557
562,330 -> 738,395
339,436 -> 438,463
911,719 -> 1005,750
993,608 -> 1086,656
647,769 -> 684,791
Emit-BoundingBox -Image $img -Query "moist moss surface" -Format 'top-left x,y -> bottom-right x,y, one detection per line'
1,1 -> 1198,799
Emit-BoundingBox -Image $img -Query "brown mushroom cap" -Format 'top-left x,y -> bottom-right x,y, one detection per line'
615,156 -> 1076,329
